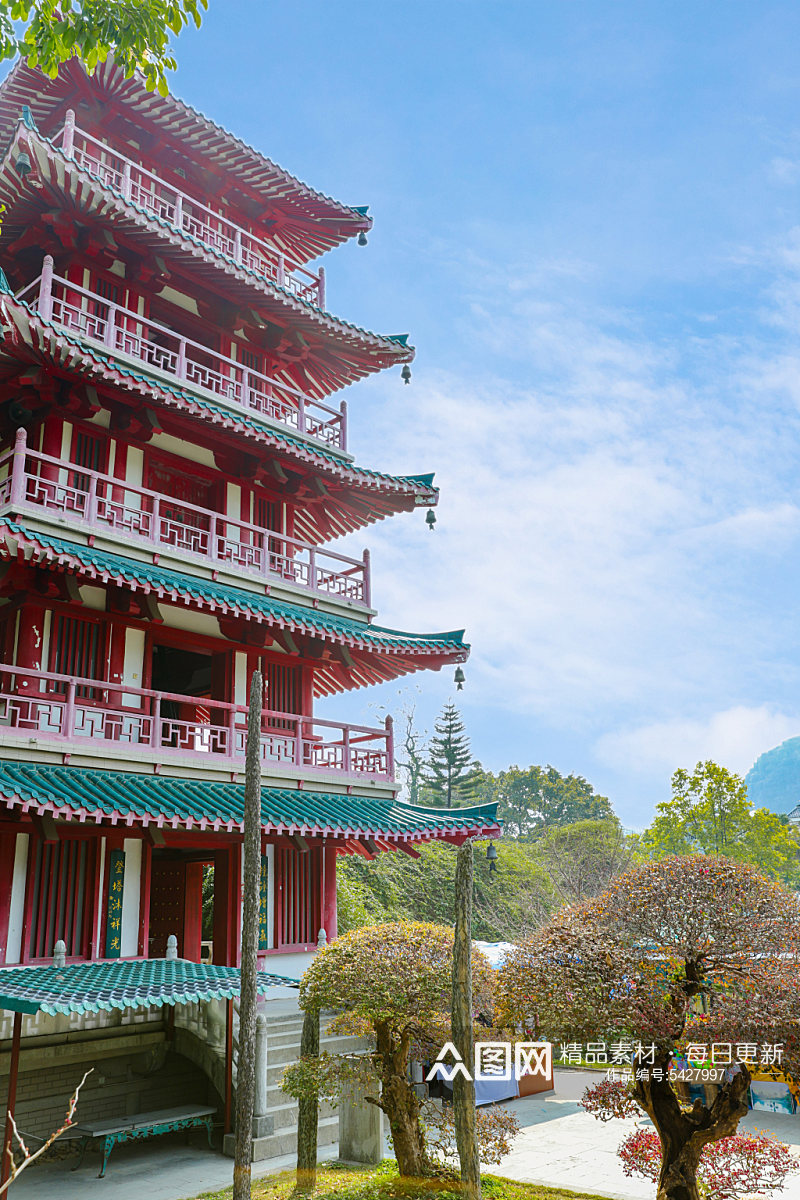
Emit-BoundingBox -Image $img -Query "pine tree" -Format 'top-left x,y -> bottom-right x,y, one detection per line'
425,700 -> 479,809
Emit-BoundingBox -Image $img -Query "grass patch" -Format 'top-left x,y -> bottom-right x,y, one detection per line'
188,1160 -> 611,1200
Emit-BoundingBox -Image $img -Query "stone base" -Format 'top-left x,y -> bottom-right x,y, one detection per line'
338,1082 -> 385,1165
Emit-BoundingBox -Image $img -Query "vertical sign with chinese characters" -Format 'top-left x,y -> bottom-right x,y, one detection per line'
105,849 -> 125,958
258,855 -> 269,951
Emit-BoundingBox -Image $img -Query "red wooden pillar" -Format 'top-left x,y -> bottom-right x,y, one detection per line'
213,844 -> 241,967
14,600 -> 45,686
39,413 -> 64,487
184,862 -> 204,963
138,840 -> 153,957
322,842 -> 338,943
0,1012 -> 22,1190
0,834 -> 17,965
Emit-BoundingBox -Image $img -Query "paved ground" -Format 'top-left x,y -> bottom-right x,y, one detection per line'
493,1069 -> 800,1200
6,1136 -> 339,1200
8,1069 -> 800,1200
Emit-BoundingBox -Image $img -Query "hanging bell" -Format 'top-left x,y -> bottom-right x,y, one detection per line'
358,231 -> 368,246
454,666 -> 465,690
486,842 -> 498,873
401,364 -> 411,385
425,509 -> 436,531
14,152 -> 31,178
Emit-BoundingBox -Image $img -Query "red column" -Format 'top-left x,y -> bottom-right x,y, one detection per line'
184,862 -> 204,963
39,413 -> 65,488
322,842 -> 338,942
138,840 -> 152,957
213,844 -> 241,966
15,601 -> 46,686
0,833 -> 17,965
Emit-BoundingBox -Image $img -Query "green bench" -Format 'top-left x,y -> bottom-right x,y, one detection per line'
73,1104 -> 216,1177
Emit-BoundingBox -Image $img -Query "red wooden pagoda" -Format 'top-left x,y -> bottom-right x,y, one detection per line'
0,59 -> 499,989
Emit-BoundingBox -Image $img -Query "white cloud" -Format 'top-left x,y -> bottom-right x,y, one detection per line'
328,224 -> 800,822
594,706 -> 800,779
348,258 -> 800,730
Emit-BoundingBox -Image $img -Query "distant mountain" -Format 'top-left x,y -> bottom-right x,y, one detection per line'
746,737 -> 800,815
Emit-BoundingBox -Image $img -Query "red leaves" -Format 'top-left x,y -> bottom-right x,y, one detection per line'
580,1079 -> 640,1122
618,1128 -> 799,1199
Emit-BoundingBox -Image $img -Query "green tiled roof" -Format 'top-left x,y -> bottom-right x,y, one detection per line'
0,516 -> 468,656
0,959 -> 299,1016
0,762 -> 501,838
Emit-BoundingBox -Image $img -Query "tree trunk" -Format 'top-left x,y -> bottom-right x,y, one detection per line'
374,1023 -> 427,1177
381,1073 -> 427,1177
452,839 -> 480,1200
233,670 -> 262,1200
654,1117 -> 703,1200
295,1006 -> 320,1193
634,1062 -> 751,1200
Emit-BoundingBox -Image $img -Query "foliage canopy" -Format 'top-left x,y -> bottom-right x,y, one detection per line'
0,0 -> 207,94
499,855 -> 800,1200
637,760 -> 800,885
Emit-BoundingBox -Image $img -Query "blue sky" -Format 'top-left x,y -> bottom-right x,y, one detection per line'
113,5 -> 800,823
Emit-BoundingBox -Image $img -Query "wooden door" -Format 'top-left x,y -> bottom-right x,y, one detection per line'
148,860 -> 186,958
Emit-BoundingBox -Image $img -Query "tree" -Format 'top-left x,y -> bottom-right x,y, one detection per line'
397,704 -> 428,805
286,922 -> 495,1177
336,838 -> 556,941
536,818 -> 633,903
2,1070 -> 91,1193
0,1 -> 207,96
425,701 -> 479,808
475,764 -> 614,838
233,670 -> 262,1200
452,841 -> 480,1200
499,856 -> 800,1200
638,761 -> 800,885
615,1126 -> 798,1198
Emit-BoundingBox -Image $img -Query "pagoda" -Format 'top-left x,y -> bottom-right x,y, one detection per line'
0,59 -> 499,1153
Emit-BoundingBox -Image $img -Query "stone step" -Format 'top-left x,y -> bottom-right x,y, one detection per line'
267,1035 -> 368,1067
224,1115 -> 339,1163
265,1099 -> 338,1130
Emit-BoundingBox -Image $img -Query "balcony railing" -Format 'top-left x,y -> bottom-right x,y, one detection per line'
0,431 -> 371,606
0,662 -> 394,781
15,260 -> 347,451
52,112 -> 326,308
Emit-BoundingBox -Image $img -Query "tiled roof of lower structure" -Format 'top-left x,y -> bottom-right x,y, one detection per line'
0,515 -> 467,660
0,762 -> 501,840
0,959 -> 299,1016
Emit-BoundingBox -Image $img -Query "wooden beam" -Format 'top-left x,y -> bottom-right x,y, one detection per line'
393,841 -> 422,859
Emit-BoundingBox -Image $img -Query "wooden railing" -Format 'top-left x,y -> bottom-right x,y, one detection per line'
52,111 -> 326,308
0,662 -> 394,781
0,431 -> 371,606
16,260 -> 347,451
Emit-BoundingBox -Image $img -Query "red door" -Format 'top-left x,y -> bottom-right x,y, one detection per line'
148,860 -> 186,958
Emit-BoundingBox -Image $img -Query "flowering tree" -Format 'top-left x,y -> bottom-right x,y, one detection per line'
618,1128 -> 798,1199
581,1081 -> 799,1198
284,922 -> 496,1178
498,856 -> 800,1200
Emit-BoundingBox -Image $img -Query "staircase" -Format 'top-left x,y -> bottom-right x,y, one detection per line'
227,999 -> 373,1162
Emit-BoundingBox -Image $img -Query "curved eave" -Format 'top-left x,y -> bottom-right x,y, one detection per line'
0,517 -> 469,695
0,60 -> 372,263
0,124 -> 412,397
0,764 -> 501,842
0,296 -> 437,541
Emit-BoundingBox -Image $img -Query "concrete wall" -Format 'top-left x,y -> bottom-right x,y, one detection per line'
0,1026 -> 219,1140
